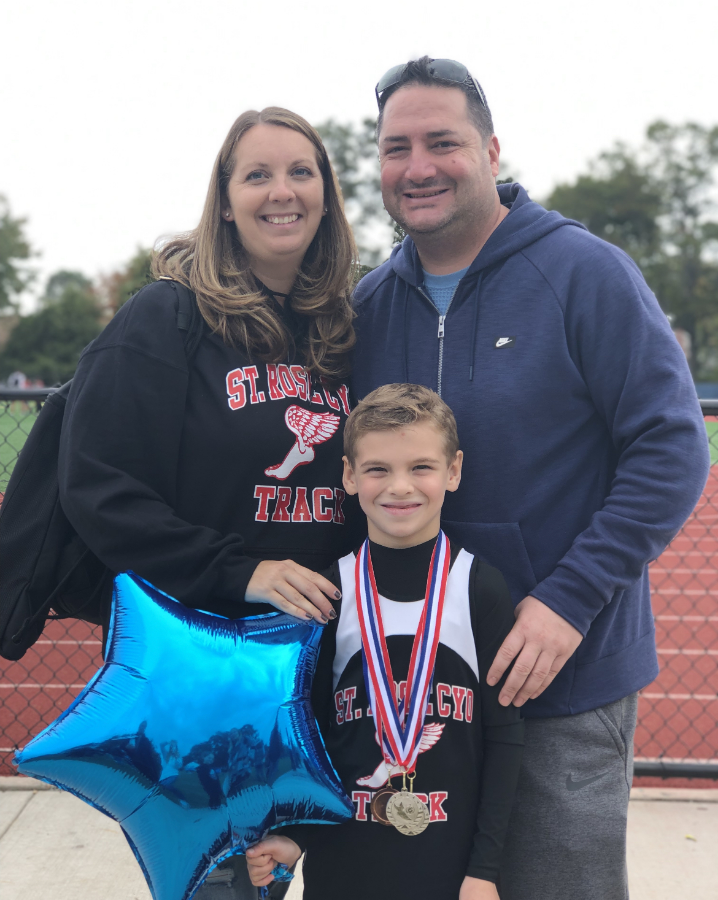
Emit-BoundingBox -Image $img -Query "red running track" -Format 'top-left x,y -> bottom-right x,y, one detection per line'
636,464 -> 718,786
2,472 -> 717,781
0,618 -> 103,773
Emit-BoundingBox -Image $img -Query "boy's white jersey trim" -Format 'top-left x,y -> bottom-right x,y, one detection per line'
333,548 -> 479,691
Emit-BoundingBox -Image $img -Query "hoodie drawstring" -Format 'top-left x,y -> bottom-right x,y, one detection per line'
402,290 -> 410,383
399,267 -> 484,386
468,272 -> 484,382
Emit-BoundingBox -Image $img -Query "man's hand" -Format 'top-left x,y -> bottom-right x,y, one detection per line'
245,560 -> 340,624
246,836 -> 302,888
459,876 -> 500,899
486,595 -> 583,707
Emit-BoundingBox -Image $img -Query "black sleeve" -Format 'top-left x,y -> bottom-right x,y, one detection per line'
58,282 -> 262,620
309,566 -> 341,737
279,563 -> 342,854
465,560 -> 524,884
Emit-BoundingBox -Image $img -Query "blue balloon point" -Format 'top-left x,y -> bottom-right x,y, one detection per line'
15,572 -> 352,900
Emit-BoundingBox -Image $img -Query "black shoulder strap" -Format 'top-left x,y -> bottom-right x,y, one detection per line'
158,277 -> 205,363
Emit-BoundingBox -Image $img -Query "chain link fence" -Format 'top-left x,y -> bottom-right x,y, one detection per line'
1,391 -> 717,779
635,401 -> 718,782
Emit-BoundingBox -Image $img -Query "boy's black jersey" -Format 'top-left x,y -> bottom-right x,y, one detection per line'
288,537 -> 524,900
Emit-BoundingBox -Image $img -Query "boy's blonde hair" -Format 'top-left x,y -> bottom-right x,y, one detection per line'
344,384 -> 460,464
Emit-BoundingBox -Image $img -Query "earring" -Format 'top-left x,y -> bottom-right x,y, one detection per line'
225,212 -> 231,218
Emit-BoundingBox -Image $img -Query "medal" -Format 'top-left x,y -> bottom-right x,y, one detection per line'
355,532 -> 450,836
370,783 -> 398,825
385,771 -> 430,835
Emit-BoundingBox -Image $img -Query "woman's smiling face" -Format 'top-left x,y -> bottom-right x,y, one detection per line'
223,123 -> 325,274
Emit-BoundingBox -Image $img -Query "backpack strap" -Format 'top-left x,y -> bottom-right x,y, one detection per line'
158,276 -> 205,362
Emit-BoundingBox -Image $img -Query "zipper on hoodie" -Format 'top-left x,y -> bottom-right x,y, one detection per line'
418,286 -> 454,398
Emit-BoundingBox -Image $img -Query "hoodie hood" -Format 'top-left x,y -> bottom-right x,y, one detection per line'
390,182 -> 584,288
372,183 -> 586,386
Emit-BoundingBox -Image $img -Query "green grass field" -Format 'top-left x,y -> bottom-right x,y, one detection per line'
0,405 -> 41,491
707,421 -> 718,466
0,408 -> 717,493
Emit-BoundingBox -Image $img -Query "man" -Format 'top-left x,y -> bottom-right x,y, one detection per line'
351,57 -> 710,900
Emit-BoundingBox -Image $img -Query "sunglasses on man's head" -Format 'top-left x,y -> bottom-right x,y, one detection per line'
375,58 -> 488,110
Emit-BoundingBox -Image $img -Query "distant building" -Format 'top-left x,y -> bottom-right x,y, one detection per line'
6,371 -> 27,389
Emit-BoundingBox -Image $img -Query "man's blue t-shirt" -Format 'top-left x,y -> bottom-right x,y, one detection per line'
422,266 -> 469,316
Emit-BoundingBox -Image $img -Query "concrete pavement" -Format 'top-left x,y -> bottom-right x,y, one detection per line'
627,787 -> 717,899
0,777 -> 303,900
1,777 -> 716,899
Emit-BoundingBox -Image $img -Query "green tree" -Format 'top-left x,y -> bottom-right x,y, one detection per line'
546,147 -> 662,270
642,122 -> 718,357
40,270 -> 93,307
101,246 -> 154,314
0,278 -> 102,385
546,121 -> 718,378
317,118 -> 392,267
0,195 -> 35,313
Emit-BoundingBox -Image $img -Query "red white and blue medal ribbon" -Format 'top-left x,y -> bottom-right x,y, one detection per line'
354,531 -> 451,774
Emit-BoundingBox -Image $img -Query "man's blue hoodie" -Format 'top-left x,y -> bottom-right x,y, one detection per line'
352,183 -> 710,718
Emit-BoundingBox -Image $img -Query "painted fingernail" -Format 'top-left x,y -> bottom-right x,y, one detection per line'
321,614 -> 329,623
304,612 -> 313,620
329,609 -> 337,619
334,590 -> 341,600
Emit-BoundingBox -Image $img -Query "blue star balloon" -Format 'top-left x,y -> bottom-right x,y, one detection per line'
15,573 -> 352,900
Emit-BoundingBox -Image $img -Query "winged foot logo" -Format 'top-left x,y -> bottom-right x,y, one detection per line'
265,405 -> 341,480
356,722 -> 445,788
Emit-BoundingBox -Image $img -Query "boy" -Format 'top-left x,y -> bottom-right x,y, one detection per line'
247,384 -> 524,899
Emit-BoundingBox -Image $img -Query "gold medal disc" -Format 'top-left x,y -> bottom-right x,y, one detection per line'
370,785 -> 399,825
385,788 -> 430,836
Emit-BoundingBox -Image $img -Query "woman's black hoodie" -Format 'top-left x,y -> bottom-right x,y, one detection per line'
58,280 -> 363,619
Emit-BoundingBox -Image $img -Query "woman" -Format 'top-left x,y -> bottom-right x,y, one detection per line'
58,107 -> 364,898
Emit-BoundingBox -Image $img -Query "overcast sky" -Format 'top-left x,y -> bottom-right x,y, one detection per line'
3,0 -> 717,304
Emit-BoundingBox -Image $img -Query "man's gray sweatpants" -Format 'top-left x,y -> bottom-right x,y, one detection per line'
192,856 -> 294,900
499,693 -> 638,900
194,857 -> 257,900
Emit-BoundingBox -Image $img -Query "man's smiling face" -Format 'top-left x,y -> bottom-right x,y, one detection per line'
378,84 -> 500,237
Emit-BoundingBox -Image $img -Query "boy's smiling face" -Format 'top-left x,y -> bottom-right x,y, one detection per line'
343,422 -> 463,549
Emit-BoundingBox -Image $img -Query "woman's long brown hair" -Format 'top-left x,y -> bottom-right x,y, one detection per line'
152,107 -> 357,382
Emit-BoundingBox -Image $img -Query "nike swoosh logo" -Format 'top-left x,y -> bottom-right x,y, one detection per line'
566,772 -> 609,791
495,338 -> 512,347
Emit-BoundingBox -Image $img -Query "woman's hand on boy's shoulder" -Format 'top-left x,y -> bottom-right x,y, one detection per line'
246,835 -> 302,888
245,559 -> 340,624
459,876 -> 500,900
